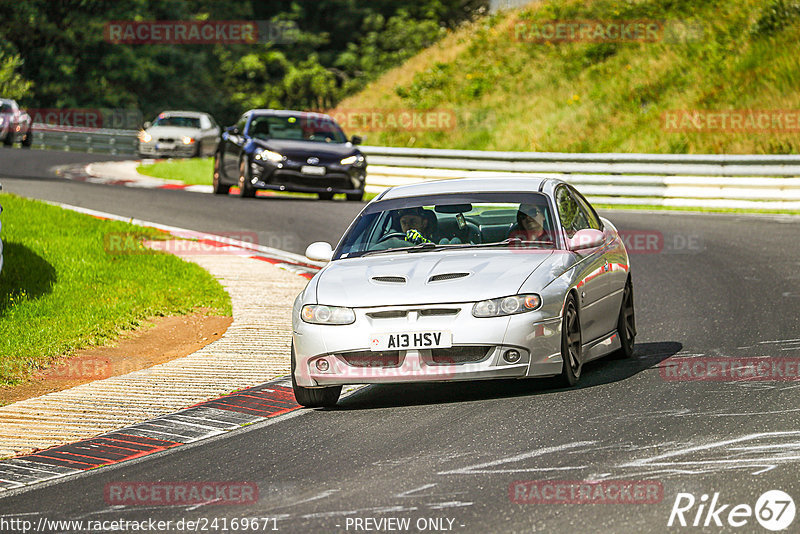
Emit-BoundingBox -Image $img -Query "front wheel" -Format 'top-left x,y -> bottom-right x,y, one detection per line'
557,294 -> 582,387
21,128 -> 32,147
613,278 -> 636,359
212,153 -> 230,195
346,190 -> 364,202
238,157 -> 256,198
2,132 -> 11,146
291,344 -> 341,408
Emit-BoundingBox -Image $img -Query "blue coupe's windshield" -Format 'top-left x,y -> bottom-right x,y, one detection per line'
248,115 -> 348,143
335,192 -> 557,260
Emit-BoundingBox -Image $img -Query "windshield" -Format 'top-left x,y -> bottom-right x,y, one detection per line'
248,114 -> 348,143
335,192 -> 557,260
152,116 -> 200,128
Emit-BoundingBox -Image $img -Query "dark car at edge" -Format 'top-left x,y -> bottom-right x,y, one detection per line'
213,109 -> 367,201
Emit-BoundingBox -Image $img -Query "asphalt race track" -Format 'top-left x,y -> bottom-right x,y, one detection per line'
1,148 -> 799,533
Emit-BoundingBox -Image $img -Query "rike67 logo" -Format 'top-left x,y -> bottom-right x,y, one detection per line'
668,490 -> 795,531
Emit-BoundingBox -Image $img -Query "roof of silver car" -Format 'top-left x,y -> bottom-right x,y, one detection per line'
377,176 -> 556,200
158,110 -> 209,118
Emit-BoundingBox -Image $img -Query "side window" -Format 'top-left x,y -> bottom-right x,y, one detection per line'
570,187 -> 602,230
200,116 -> 211,129
236,114 -> 248,134
556,186 -> 584,238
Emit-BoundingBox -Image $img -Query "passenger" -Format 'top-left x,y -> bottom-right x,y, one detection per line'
397,207 -> 434,245
509,203 -> 550,242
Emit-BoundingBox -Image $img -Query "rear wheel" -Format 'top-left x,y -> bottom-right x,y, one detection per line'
238,157 -> 256,198
212,152 -> 230,195
613,278 -> 636,359
317,192 -> 334,200
291,344 -> 341,408
557,294 -> 582,387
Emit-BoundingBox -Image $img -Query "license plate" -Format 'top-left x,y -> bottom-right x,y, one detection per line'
156,143 -> 175,151
370,331 -> 452,351
301,165 -> 326,176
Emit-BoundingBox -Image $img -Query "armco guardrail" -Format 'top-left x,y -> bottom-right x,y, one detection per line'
33,124 -> 138,155
28,126 -> 800,209
360,146 -> 800,210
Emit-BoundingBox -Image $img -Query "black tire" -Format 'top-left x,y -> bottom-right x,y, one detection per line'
317,192 -> 334,200
212,153 -> 230,195
194,141 -> 203,158
346,190 -> 364,202
613,278 -> 636,359
291,344 -> 341,408
238,157 -> 256,198
2,133 -> 11,146
557,294 -> 582,387
21,128 -> 32,148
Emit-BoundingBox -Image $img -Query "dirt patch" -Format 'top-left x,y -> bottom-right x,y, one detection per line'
0,312 -> 232,406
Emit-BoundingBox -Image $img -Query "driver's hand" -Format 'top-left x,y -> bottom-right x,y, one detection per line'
405,229 -> 431,245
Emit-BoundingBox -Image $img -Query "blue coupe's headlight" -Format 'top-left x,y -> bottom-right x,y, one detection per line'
301,305 -> 356,325
472,294 -> 541,318
340,154 -> 365,166
254,149 -> 284,163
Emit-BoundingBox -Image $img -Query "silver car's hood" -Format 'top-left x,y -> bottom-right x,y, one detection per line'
316,250 -> 555,307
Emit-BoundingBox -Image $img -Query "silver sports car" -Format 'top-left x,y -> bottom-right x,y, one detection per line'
291,177 -> 636,407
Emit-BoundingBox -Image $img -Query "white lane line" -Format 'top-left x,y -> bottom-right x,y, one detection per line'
437,441 -> 595,475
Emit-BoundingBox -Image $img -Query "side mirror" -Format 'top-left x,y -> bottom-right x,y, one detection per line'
143,121 -> 152,129
306,241 -> 333,262
350,135 -> 362,145
568,229 -> 605,251
226,126 -> 240,135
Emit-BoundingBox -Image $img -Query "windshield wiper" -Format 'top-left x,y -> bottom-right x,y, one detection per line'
359,242 -> 449,257
454,238 -> 555,249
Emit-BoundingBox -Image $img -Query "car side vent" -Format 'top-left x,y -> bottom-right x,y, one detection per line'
428,272 -> 470,283
371,276 -> 407,284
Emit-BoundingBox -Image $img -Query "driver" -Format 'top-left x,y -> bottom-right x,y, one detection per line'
397,207 -> 434,245
509,203 -> 549,242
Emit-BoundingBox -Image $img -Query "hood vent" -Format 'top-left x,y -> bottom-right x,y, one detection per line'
428,272 -> 470,283
371,276 -> 407,284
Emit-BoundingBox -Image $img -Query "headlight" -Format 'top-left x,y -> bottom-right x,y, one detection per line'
472,294 -> 541,318
182,136 -> 195,145
138,131 -> 152,143
301,305 -> 356,325
340,154 -> 365,166
254,148 -> 284,163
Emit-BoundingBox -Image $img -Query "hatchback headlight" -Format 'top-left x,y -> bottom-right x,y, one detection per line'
340,154 -> 365,166
254,148 -> 284,163
301,305 -> 356,325
138,131 -> 152,143
472,294 -> 541,318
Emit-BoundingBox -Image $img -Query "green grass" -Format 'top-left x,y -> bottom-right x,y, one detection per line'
593,203 -> 800,215
0,194 -> 231,387
337,0 -> 800,154
137,157 -> 214,186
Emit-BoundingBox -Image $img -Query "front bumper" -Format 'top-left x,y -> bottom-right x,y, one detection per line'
139,142 -> 196,157
250,160 -> 366,195
292,302 -> 563,387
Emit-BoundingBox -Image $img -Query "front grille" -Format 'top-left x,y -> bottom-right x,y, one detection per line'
158,137 -> 176,143
367,310 -> 408,319
430,346 -> 491,364
419,308 -> 459,317
339,351 -> 400,368
272,170 -> 351,189
428,272 -> 470,282
371,276 -> 406,284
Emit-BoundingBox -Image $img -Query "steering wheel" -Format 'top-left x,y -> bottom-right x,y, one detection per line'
377,232 -> 407,243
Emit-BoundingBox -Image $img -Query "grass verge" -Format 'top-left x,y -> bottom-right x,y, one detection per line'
137,157 -> 214,185
0,193 -> 231,387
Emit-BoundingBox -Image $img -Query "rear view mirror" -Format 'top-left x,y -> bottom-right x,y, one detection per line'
350,135 -> 362,145
568,229 -> 604,251
143,121 -> 152,129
